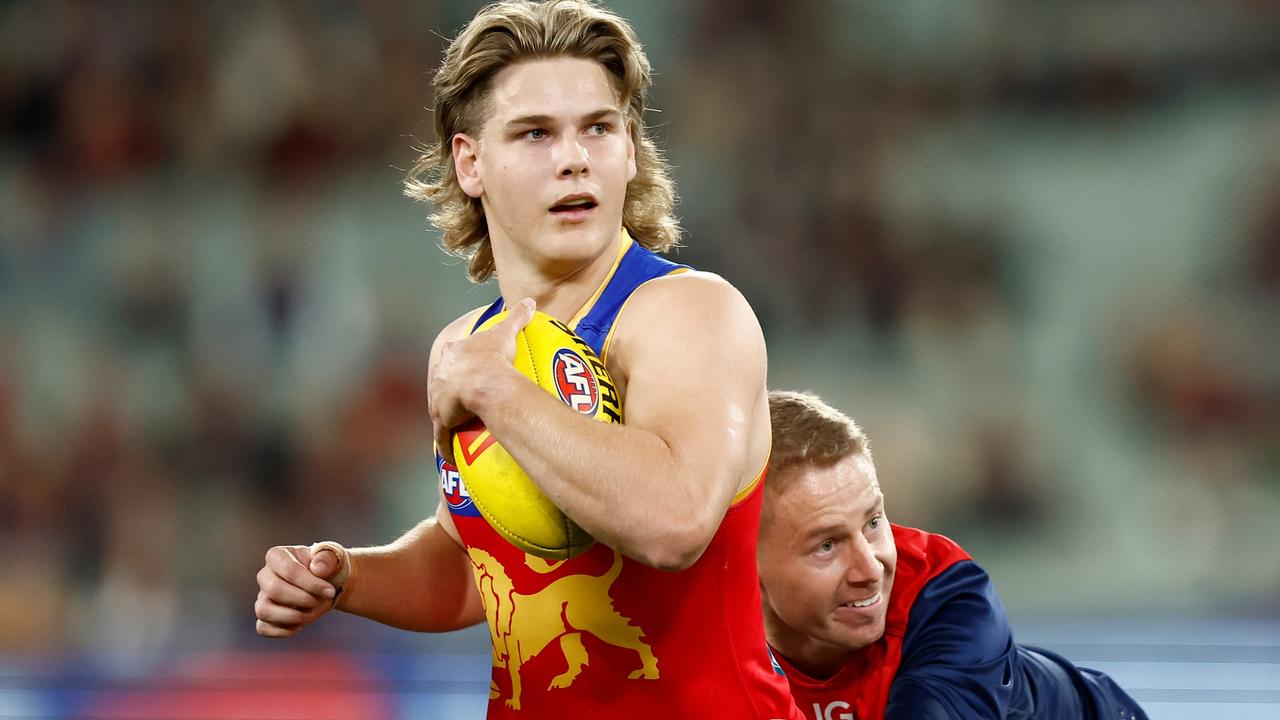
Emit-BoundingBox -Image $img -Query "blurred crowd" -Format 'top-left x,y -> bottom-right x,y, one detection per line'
1,0 -> 1278,671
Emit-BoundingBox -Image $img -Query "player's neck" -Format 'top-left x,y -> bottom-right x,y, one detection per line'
494,231 -> 623,323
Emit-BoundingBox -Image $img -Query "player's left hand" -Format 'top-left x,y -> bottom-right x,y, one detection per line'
430,297 -> 536,465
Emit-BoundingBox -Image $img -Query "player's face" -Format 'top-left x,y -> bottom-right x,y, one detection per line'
758,453 -> 897,663
455,56 -> 637,276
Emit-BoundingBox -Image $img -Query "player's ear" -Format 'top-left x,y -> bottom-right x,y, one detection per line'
453,132 -> 484,198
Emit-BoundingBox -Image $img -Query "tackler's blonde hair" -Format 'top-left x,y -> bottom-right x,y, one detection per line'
767,390 -> 873,492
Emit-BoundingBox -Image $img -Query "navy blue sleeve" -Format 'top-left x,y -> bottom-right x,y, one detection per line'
1017,646 -> 1150,720
884,560 -> 1017,720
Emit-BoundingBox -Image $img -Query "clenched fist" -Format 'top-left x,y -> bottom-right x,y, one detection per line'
254,541 -> 350,638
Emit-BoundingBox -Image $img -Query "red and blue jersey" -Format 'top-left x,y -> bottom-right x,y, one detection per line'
775,525 -> 1148,720
439,232 -> 802,719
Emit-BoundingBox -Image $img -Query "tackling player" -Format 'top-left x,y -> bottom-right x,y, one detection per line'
254,1 -> 801,717
758,390 -> 1149,720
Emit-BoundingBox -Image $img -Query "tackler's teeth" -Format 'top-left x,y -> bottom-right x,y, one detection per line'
847,592 -> 880,608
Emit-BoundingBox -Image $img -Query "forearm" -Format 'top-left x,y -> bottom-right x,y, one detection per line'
472,373 -> 741,570
338,518 -> 483,632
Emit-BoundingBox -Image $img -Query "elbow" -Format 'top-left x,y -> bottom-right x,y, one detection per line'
645,547 -> 703,573
631,517 -> 718,573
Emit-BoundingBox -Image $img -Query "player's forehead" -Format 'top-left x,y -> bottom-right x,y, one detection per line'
777,454 -> 882,525
485,56 -> 622,125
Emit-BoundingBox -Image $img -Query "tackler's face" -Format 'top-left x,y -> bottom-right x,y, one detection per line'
453,56 -> 637,275
758,453 -> 897,657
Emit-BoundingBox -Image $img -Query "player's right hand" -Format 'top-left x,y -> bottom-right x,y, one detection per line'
429,297 -> 536,466
254,541 -> 350,638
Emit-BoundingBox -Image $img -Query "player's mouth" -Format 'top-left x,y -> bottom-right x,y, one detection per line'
836,591 -> 882,611
549,193 -> 598,221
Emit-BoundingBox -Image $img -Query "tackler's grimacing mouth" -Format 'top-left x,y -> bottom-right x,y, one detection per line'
838,591 -> 882,610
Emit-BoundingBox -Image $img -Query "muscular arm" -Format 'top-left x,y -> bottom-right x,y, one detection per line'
448,273 -> 769,571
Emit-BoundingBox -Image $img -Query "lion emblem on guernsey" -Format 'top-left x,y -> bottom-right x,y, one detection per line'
468,548 -> 659,710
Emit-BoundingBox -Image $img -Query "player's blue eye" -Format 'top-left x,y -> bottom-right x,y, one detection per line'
525,128 -> 548,140
816,540 -> 835,554
589,123 -> 608,135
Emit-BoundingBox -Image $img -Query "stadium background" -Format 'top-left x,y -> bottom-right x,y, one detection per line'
0,1 -> 1277,717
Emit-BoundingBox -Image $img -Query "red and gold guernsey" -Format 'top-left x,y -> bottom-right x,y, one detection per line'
437,232 -> 802,719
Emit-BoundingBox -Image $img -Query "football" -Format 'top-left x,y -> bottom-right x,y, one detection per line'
452,310 -> 623,559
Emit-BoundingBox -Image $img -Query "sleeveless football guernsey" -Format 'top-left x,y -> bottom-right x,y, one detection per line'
437,232 -> 802,719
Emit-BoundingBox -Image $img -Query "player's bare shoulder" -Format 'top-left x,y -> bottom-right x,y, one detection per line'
608,270 -> 766,379
625,269 -> 757,326
429,306 -> 493,367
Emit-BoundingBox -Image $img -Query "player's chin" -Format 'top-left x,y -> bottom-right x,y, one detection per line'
829,608 -> 887,642
827,622 -> 883,652
546,215 -> 608,242
539,229 -> 612,266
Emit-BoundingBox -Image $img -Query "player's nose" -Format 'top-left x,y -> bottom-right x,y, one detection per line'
556,136 -> 590,176
844,535 -> 883,586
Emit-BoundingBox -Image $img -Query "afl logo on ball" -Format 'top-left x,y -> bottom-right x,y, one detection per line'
437,455 -> 475,512
552,348 -> 599,415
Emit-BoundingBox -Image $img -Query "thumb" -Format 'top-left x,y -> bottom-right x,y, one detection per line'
502,297 -> 536,334
308,541 -> 350,586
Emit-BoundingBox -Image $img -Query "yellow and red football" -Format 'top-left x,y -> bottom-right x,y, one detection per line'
452,310 -> 622,559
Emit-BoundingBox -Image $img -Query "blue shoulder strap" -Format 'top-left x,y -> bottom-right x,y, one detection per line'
470,297 -> 505,333
574,242 -> 689,356
468,241 -> 689,355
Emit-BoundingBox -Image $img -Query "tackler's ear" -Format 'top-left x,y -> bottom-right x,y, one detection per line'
453,133 -> 484,198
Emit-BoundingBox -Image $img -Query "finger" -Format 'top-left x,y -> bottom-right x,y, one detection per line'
309,547 -> 340,579
507,297 -> 536,330
436,423 -> 456,466
255,592 -> 313,628
254,587 -> 332,639
308,541 -> 349,587
428,376 -> 468,431
256,617 -> 302,638
485,299 -> 535,344
257,565 -> 331,610
263,547 -> 336,601
256,618 -> 294,638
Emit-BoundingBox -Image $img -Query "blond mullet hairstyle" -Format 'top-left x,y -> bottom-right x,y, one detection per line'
767,391 -> 873,497
404,0 -> 681,283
